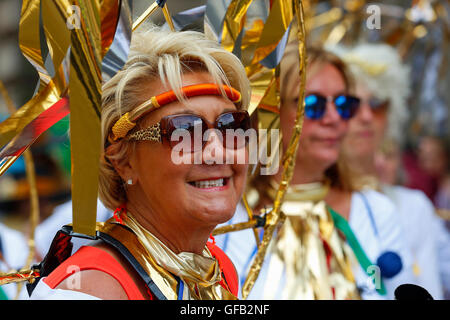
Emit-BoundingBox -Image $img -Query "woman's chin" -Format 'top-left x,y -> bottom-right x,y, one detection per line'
196,201 -> 237,225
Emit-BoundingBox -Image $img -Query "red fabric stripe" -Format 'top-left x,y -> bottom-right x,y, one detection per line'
0,97 -> 69,158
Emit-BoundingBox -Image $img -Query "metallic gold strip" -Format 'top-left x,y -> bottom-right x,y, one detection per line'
0,0 -> 72,151
212,219 -> 258,236
242,194 -> 260,247
132,1 -> 159,31
0,72 -> 60,149
249,0 -> 294,66
221,0 -> 253,52
19,0 -> 50,86
41,0 -> 72,77
100,0 -> 120,57
0,156 -> 18,177
70,0 -> 102,236
241,0 -> 307,300
162,4 -> 176,32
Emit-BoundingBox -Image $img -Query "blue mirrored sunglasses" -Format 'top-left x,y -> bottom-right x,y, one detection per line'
304,94 -> 360,120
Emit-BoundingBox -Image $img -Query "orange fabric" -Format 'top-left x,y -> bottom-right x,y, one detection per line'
207,242 -> 239,297
153,83 -> 241,108
43,246 -> 145,300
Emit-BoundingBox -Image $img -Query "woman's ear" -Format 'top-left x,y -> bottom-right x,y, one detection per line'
105,142 -> 138,186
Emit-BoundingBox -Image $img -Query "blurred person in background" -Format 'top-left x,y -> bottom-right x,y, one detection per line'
417,135 -> 450,210
329,43 -> 449,299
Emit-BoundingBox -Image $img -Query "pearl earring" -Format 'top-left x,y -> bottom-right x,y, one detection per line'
127,179 -> 133,185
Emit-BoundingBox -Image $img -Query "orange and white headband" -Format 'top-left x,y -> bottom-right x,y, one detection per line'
110,83 -> 242,141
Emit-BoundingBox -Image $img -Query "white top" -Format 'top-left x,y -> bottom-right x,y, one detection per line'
0,222 -> 29,300
215,190 -> 415,300
382,185 -> 445,299
348,190 -> 414,300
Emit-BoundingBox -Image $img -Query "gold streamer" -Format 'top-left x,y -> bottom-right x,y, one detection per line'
248,0 -> 294,67
0,0 -> 71,152
132,1 -> 159,31
242,194 -> 260,247
221,0 -> 253,52
212,218 -> 259,236
18,0 -> 50,86
241,0 -> 307,300
162,3 -> 176,32
101,0 -> 120,57
69,0 -> 102,236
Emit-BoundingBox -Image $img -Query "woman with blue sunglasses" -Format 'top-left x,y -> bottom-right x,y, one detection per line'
216,42 -> 414,300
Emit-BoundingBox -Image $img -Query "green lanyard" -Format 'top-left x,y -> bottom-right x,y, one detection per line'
328,206 -> 387,296
0,286 -> 8,300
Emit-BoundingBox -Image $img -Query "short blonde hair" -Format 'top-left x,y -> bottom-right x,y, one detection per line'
327,43 -> 410,145
99,26 -> 251,210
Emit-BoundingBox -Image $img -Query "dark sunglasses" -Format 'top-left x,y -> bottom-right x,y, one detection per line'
128,110 -> 251,152
366,97 -> 389,112
304,94 -> 360,120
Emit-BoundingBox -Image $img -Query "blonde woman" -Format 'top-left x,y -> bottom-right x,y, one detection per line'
29,26 -> 251,300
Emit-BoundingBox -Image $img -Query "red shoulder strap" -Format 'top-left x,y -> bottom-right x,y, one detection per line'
43,246 -> 146,300
207,242 -> 239,297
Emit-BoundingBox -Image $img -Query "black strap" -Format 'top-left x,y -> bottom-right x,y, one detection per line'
97,230 -> 167,300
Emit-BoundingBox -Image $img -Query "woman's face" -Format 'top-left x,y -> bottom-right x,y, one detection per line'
280,62 -> 349,172
342,82 -> 388,160
120,72 -> 248,230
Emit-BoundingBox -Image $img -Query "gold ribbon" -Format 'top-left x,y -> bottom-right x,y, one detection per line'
69,0 -> 103,236
241,0 -> 307,300
123,215 -> 236,300
260,180 -> 360,300
0,0 -> 71,159
221,0 -> 253,52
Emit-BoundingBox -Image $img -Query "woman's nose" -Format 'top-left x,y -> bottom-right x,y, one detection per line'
201,129 -> 227,165
322,99 -> 342,124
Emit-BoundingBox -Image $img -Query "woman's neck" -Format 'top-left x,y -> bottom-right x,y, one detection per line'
348,153 -> 377,177
325,187 -> 352,220
274,158 -> 326,185
125,193 -> 211,255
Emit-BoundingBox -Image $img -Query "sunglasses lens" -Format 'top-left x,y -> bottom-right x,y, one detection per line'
218,111 -> 251,149
304,95 -> 326,119
167,115 -> 206,152
335,95 -> 360,119
369,97 -> 388,111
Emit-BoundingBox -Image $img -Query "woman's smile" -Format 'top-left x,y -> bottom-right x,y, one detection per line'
187,176 -> 231,191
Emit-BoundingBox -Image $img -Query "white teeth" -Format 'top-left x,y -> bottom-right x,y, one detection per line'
193,178 -> 224,188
